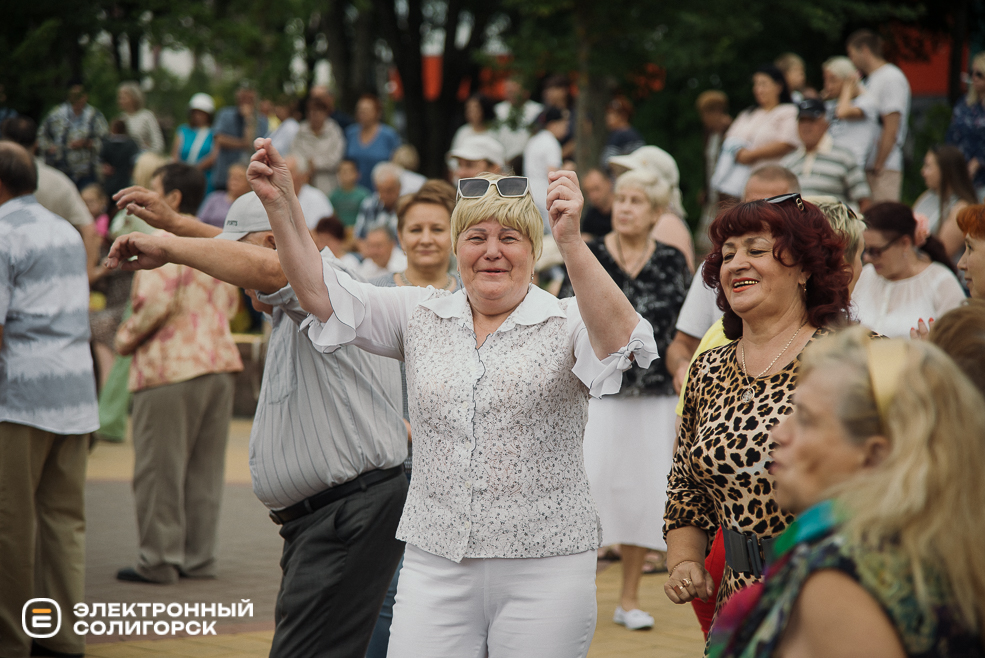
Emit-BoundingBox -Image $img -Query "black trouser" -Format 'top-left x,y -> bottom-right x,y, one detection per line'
269,473 -> 408,658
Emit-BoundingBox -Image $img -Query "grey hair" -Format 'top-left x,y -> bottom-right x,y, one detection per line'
372,161 -> 403,185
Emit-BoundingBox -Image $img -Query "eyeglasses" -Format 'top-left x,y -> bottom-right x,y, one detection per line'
457,177 -> 530,200
863,234 -> 902,258
765,192 -> 806,213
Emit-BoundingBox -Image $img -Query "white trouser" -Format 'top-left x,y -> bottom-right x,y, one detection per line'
387,545 -> 597,658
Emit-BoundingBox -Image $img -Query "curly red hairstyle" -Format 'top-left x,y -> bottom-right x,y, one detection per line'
703,198 -> 852,339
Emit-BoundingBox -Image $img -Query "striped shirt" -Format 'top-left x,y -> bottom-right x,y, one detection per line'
781,134 -> 871,206
250,250 -> 407,510
0,195 -> 98,434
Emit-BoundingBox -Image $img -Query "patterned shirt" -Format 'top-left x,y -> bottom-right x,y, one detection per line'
781,133 -> 871,206
302,270 -> 658,562
559,238 -> 691,396
353,193 -> 398,239
37,102 -> 108,183
708,501 -> 984,658
115,253 -> 243,392
0,196 -> 98,434
665,330 -> 831,612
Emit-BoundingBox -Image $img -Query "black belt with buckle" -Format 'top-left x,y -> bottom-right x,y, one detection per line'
721,525 -> 777,578
269,465 -> 404,525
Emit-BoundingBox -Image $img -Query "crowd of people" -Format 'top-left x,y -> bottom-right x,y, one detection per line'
1,24 -> 985,658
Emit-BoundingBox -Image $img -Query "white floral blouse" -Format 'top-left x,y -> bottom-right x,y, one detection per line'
302,264 -> 658,562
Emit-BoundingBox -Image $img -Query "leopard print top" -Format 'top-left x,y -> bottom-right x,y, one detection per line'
664,328 -> 827,612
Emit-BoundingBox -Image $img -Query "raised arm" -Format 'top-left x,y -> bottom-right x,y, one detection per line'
247,137 -> 333,320
106,232 -> 287,293
113,186 -> 221,238
547,170 -> 639,359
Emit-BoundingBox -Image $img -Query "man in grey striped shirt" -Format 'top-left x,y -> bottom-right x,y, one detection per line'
781,99 -> 872,211
0,142 -> 98,658
107,189 -> 408,657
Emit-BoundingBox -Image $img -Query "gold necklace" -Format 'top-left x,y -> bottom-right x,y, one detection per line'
739,321 -> 808,404
398,270 -> 455,290
614,233 -> 652,275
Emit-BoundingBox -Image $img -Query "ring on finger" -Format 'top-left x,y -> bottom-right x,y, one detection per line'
681,577 -> 692,588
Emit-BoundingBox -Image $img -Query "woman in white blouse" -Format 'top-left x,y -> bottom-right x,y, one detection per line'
854,202 -> 966,338
728,65 -> 800,171
247,137 -> 657,658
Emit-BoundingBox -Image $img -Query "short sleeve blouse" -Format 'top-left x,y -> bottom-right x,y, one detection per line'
725,104 -> 800,164
301,264 -> 659,562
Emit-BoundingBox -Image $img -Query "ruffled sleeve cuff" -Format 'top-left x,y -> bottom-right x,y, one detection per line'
572,314 -> 659,398
299,262 -> 369,354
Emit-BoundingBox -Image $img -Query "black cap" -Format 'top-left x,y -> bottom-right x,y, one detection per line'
797,98 -> 827,120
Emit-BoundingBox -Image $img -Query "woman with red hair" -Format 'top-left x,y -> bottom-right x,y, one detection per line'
957,204 -> 985,299
663,194 -> 852,616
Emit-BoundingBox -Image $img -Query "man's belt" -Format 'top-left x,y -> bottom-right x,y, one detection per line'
721,525 -> 776,578
268,465 -> 405,525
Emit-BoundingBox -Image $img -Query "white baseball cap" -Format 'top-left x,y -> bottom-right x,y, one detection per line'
449,134 -> 505,167
188,93 -> 216,115
215,192 -> 271,241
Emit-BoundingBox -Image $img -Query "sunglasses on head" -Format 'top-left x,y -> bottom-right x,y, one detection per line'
765,192 -> 806,213
457,177 -> 530,200
863,234 -> 902,258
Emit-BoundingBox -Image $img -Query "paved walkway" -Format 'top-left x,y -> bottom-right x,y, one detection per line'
81,419 -> 706,657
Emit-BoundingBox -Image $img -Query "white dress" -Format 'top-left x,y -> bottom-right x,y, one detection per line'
583,395 -> 676,550
853,263 -> 966,337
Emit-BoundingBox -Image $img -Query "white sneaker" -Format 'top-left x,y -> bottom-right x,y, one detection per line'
613,606 -> 654,630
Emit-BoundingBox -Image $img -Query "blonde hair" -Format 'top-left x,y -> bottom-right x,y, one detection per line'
450,172 -> 544,260
614,169 -> 671,212
131,152 -> 169,188
805,195 -> 865,263
800,326 -> 985,633
822,56 -> 858,81
117,81 -> 145,110
968,52 -> 985,105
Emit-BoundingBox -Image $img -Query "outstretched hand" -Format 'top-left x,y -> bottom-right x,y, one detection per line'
112,186 -> 181,232
248,137 -> 294,208
546,170 -> 584,250
105,232 -> 170,271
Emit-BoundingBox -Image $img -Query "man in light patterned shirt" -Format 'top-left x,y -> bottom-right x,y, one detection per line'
107,187 -> 408,657
0,142 -> 98,658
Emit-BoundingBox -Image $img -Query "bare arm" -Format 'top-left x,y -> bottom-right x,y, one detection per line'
113,186 -> 220,238
873,112 -> 901,173
248,137 -> 333,320
106,232 -> 287,294
666,331 -> 701,394
664,526 -> 714,603
939,202 -> 968,258
547,170 -> 639,359
736,141 -> 797,165
78,223 -> 104,284
776,570 -> 906,658
836,78 -> 865,120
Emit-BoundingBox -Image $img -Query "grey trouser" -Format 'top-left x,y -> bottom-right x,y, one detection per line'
131,372 -> 234,583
